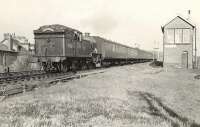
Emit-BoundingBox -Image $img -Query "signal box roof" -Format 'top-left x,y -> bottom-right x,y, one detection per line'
163,16 -> 195,29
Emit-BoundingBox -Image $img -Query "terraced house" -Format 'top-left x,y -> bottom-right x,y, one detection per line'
0,33 -> 32,72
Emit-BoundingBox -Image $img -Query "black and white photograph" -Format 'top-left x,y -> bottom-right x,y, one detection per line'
0,0 -> 199,126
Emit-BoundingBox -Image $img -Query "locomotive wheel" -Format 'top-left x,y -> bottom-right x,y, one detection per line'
42,62 -> 51,72
42,63 -> 47,72
87,63 -> 95,69
71,62 -> 77,72
81,63 -> 87,70
54,63 -> 61,72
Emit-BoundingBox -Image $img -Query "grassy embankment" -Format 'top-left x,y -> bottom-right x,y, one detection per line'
0,63 -> 200,127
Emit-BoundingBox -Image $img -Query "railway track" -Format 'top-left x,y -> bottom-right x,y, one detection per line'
0,71 -> 72,84
0,70 -> 46,84
0,70 -> 44,77
0,68 -> 105,99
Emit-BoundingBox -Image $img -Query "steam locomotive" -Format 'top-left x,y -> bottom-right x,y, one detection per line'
34,24 -> 153,72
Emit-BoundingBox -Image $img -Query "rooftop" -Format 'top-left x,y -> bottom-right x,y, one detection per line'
163,16 -> 195,29
34,24 -> 82,33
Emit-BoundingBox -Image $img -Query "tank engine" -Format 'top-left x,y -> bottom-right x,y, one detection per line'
34,24 -> 153,72
34,24 -> 100,72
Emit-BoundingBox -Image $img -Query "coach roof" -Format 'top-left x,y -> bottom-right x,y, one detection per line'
92,36 -> 136,49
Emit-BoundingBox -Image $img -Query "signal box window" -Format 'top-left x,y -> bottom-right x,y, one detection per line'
165,29 -> 174,44
175,29 -> 182,43
183,29 -> 191,43
165,29 -> 192,44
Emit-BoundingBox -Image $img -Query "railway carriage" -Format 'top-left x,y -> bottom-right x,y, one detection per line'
92,36 -> 139,65
137,49 -> 153,60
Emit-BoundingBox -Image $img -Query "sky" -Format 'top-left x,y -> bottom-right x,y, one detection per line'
0,0 -> 199,53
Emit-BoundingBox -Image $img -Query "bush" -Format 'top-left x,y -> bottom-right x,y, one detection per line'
149,61 -> 163,67
10,54 -> 31,72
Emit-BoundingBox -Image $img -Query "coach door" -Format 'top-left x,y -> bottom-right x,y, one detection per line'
181,51 -> 188,68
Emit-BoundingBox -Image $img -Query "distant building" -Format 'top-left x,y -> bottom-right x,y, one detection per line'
0,33 -> 34,72
161,16 -> 196,69
1,33 -> 32,52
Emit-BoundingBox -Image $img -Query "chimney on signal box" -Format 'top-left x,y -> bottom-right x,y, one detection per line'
187,10 -> 191,20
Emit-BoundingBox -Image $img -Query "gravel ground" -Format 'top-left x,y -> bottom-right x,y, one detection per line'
0,63 -> 200,127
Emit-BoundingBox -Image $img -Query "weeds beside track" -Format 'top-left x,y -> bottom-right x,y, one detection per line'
0,69 -> 105,99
